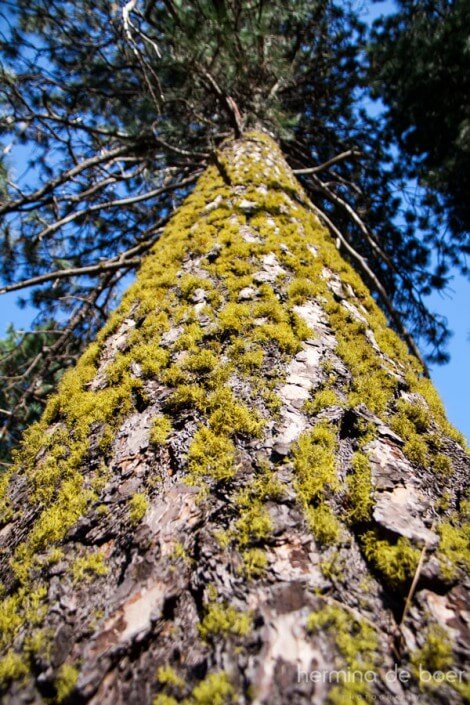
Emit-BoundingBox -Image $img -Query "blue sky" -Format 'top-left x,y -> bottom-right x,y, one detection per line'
1,0 -> 468,441
426,274 -> 469,440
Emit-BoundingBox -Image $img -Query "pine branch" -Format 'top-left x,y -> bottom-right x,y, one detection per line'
32,172 -> 199,243
0,145 -> 133,216
292,149 -> 362,175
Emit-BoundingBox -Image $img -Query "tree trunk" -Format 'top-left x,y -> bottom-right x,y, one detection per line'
0,132 -> 468,705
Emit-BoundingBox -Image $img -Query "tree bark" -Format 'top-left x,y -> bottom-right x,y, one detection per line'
0,132 -> 468,705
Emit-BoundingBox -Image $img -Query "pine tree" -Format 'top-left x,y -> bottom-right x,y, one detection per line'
1,0 -> 461,454
0,132 -> 468,705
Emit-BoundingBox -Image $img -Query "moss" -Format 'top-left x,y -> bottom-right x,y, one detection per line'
129,343 -> 169,378
253,297 -> 286,324
191,672 -> 234,705
304,388 -> 340,415
292,422 -> 340,545
362,530 -> 420,587
355,419 -> 377,448
293,423 -> 338,503
198,601 -> 251,640
307,604 -> 378,705
253,321 -> 302,354
346,452 -> 374,524
261,388 -> 282,414
207,389 -> 264,438
290,311 -> 314,341
329,299 -> 398,416
7,331 -> 144,577
411,625 -> 453,676
287,277 -> 318,304
23,629 -> 50,658
182,349 -> 219,375
436,491 -> 452,512
213,529 -> 231,549
156,665 -> 185,689
128,493 -> 149,525
235,502 -> 272,548
205,363 -> 233,391
436,520 -> 470,578
0,473 -> 13,523
460,499 -> 470,520
167,384 -> 206,410
397,398 -> 430,432
55,663 -> 79,703
0,586 -> 47,655
241,548 -> 268,578
172,542 -> 192,565
389,398 -> 436,466
408,376 -> 467,448
306,505 -> 341,545
178,274 -> 213,300
0,595 -> 23,650
403,437 -> 428,466
174,323 -> 205,352
320,550 -> 343,581
433,453 -> 453,477
71,551 -> 108,583
0,650 -> 28,687
188,426 -> 235,481
140,310 -> 170,338
389,412 -> 415,441
248,462 -> 284,502
44,547 -> 64,565
453,681 -> 470,702
150,415 -> 172,446
12,478 -> 93,581
237,348 -> 264,372
218,302 -> 251,335
161,364 -> 189,388
90,463 -> 111,494
231,462 -> 281,541
153,695 -> 179,705
410,624 -> 462,695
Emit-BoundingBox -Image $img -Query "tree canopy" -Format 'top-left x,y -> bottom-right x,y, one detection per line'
0,0 -> 467,456
370,0 -> 470,243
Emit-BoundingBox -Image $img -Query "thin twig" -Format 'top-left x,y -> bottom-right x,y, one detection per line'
0,145 -> 132,216
400,521 -> 436,626
293,150 -> 361,175
34,172 -> 198,242
0,257 -> 141,295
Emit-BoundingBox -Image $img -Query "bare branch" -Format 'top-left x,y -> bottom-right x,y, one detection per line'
292,150 -> 362,175
0,257 -> 141,296
195,63 -> 243,138
308,198 -> 430,376
34,172 -> 199,242
0,145 -> 133,216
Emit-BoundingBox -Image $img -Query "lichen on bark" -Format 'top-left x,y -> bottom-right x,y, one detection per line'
0,132 -> 468,705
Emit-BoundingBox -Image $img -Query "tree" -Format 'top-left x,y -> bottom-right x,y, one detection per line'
0,0 -> 462,454
0,132 -> 469,705
369,0 -> 470,249
0,323 -> 76,466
